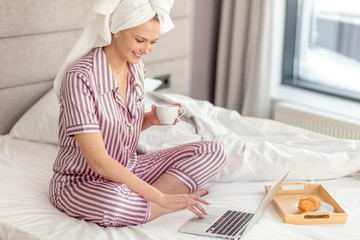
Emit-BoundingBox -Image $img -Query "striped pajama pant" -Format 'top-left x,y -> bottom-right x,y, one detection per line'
50,141 -> 227,227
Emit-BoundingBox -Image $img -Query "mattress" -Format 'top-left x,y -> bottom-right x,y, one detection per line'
1,89 -> 360,240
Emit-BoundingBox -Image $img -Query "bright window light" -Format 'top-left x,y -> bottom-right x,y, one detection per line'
283,0 -> 360,100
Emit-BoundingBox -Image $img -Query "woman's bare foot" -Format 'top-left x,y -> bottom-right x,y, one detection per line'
191,188 -> 209,197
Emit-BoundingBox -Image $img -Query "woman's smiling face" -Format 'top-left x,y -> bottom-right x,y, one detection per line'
113,18 -> 160,64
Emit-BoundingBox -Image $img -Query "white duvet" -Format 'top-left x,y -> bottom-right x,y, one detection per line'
1,89 -> 360,240
140,92 -> 360,181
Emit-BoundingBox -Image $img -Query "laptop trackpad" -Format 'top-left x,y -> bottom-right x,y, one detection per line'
188,214 -> 218,225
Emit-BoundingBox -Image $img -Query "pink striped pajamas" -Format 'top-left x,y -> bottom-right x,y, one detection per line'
49,47 -> 227,227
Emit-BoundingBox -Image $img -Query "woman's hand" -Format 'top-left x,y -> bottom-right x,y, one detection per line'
158,192 -> 209,218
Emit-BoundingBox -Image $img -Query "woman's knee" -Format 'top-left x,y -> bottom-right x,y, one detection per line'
198,141 -> 227,164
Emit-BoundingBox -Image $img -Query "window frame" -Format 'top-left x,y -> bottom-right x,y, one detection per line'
282,0 -> 360,102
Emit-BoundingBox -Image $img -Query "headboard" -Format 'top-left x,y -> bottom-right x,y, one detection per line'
0,0 -> 191,134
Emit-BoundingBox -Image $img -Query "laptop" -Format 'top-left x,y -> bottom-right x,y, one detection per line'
179,170 -> 290,240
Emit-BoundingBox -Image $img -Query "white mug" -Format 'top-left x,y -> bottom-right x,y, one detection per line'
156,104 -> 185,125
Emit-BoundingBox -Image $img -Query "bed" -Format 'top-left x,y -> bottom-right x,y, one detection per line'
1,82 -> 360,240
2,0 -> 360,238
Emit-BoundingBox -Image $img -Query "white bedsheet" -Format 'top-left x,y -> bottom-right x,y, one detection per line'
1,134 -> 360,240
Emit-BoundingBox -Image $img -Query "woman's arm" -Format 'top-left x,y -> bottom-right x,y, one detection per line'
76,132 -> 162,201
75,132 -> 207,217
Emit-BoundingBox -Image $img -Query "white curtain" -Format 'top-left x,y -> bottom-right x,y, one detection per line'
214,0 -> 274,118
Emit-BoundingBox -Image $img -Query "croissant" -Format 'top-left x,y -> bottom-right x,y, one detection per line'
298,196 -> 321,212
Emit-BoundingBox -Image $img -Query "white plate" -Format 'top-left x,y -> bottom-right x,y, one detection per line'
295,201 -> 334,213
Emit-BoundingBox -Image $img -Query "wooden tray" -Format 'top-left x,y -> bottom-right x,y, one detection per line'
265,182 -> 348,225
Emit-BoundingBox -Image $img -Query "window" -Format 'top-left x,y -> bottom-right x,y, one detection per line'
282,0 -> 360,101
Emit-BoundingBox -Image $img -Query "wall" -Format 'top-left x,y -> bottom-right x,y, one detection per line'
142,0 -> 192,95
189,0 -> 222,101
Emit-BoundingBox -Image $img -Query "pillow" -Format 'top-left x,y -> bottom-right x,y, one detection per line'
144,78 -> 163,92
9,78 -> 163,144
9,88 -> 59,144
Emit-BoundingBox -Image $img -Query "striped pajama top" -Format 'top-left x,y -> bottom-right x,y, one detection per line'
51,47 -> 145,191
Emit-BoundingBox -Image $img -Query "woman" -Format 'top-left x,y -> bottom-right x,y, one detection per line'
50,0 -> 227,227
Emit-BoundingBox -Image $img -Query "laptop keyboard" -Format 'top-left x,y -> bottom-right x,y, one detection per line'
205,210 -> 254,237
